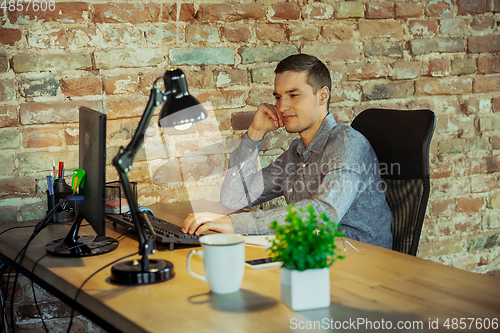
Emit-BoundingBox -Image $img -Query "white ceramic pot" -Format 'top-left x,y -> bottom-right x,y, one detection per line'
280,267 -> 330,311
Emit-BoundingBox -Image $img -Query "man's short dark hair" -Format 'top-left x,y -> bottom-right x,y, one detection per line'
275,54 -> 331,107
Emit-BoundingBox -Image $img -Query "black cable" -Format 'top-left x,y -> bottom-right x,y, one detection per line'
2,200 -> 65,333
1,203 -> 131,333
29,227 -> 132,333
66,251 -> 139,333
0,225 -> 39,237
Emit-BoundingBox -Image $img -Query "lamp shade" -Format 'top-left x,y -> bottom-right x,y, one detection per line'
158,68 -> 208,128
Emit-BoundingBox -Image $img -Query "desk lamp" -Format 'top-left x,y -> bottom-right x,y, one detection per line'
110,68 -> 207,285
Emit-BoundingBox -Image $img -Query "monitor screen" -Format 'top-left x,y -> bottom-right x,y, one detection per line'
78,106 -> 107,236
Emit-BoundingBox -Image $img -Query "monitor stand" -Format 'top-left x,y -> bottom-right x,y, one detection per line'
46,213 -> 119,257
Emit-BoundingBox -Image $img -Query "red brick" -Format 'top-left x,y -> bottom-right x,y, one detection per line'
495,0 -> 500,12
409,20 -> 439,36
395,3 -> 423,18
471,16 -> 496,32
272,2 -> 301,20
451,59 -> 477,75
8,2 -> 89,24
493,97 -> 500,113
222,25 -> 251,43
196,90 -> 247,109
60,77 -> 102,97
431,198 -> 455,217
64,126 -> 79,146
105,97 -> 149,119
106,119 -> 133,144
139,71 -> 166,93
0,29 -> 22,46
168,3 -> 194,22
492,135 -> 500,149
430,163 -> 453,178
462,98 -> 481,114
457,197 -> 484,213
0,56 -> 8,73
20,101 -> 99,125
28,27 -> 97,50
0,78 -> 16,101
232,111 -> 255,131
425,0 -> 452,17
247,87 -> 275,107
287,26 -> 320,41
366,2 -> 394,19
0,105 -> 17,128
473,75 -> 500,93
197,4 -> 266,22
256,24 -> 286,42
455,156 -> 500,176
416,77 -> 472,96
214,69 -> 249,87
302,3 -> 334,20
468,35 -> 500,53
22,127 -> 63,148
457,0 -> 491,15
184,69 -> 215,90
103,75 -> 140,95
302,42 -> 362,62
391,61 -> 421,80
477,57 -> 500,74
347,64 -> 388,81
471,176 -> 498,193
429,59 -> 451,77
0,178 -> 37,199
359,21 -> 403,38
321,22 -> 356,41
94,4 -> 160,23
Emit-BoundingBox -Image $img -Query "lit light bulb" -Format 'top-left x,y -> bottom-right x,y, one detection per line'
174,123 -> 193,131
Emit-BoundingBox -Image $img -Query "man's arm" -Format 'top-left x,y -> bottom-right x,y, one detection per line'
182,103 -> 285,235
229,163 -> 366,235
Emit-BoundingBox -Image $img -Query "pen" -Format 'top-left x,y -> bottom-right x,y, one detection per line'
59,161 -> 63,179
47,175 -> 56,211
47,175 -> 54,195
53,161 -> 56,180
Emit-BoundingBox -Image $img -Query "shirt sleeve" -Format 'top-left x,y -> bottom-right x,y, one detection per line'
230,166 -> 366,235
220,132 -> 284,211
230,131 -> 374,236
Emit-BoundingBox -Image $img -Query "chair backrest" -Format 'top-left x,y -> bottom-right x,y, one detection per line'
350,109 -> 436,255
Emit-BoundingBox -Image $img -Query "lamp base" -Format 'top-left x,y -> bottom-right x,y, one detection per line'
46,236 -> 119,257
110,259 -> 175,285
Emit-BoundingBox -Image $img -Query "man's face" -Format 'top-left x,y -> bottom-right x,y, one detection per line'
273,71 -> 328,138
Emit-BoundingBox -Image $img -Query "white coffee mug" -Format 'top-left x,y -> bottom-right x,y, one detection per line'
187,234 -> 245,294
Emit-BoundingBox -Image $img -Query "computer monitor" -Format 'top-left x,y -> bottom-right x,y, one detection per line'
46,107 -> 118,256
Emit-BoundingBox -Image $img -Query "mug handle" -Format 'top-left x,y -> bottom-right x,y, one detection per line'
187,250 -> 207,283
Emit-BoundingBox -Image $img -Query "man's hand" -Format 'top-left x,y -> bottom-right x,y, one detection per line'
182,212 -> 234,236
248,103 -> 283,140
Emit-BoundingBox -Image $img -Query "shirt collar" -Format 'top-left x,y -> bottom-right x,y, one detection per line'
296,113 -> 337,155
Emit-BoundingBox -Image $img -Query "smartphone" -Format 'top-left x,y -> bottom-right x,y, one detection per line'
245,257 -> 282,269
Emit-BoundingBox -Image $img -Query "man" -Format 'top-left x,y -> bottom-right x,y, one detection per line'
182,54 -> 393,249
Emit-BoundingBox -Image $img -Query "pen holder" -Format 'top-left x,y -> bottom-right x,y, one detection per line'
46,178 -> 76,224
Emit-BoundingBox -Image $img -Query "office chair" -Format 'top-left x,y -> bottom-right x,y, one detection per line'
350,108 -> 436,256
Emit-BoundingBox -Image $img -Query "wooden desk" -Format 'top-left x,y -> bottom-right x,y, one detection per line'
0,202 -> 499,332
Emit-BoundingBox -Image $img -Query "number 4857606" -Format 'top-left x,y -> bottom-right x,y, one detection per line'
443,318 -> 498,330
1,0 -> 56,12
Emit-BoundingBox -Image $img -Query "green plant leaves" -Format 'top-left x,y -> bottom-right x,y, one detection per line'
268,203 -> 345,271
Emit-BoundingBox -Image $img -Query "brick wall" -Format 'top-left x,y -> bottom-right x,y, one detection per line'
1,0 -> 499,277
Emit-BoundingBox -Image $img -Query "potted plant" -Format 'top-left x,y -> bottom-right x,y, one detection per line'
268,203 -> 345,311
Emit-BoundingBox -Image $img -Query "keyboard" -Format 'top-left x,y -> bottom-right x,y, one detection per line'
107,213 -> 200,251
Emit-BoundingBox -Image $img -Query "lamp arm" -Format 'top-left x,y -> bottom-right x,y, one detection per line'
112,86 -> 171,272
